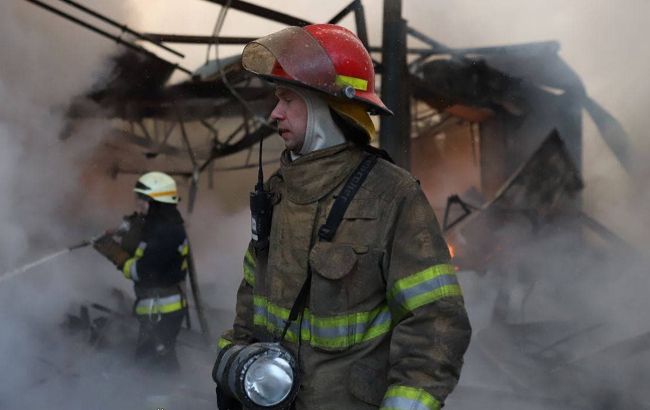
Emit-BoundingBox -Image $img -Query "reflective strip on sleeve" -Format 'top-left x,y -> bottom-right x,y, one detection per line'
380,385 -> 441,410
178,239 -> 189,256
122,242 -> 147,281
387,264 -> 462,315
135,294 -> 186,315
178,239 -> 189,272
252,295 -> 392,349
217,337 -> 233,350
243,249 -> 256,286
122,257 -> 136,280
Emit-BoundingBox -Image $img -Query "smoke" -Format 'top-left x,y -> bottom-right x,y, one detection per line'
3,0 -> 650,408
0,1 -> 182,408
132,1 -> 650,408
387,1 -> 650,408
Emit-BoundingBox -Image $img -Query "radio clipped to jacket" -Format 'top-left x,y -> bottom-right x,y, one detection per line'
250,134 -> 274,249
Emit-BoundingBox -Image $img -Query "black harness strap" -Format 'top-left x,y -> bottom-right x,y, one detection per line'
279,154 -> 378,342
318,154 -> 378,242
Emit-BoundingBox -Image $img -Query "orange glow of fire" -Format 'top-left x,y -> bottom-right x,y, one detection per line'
448,244 -> 456,258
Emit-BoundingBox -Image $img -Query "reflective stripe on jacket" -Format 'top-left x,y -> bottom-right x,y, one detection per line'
135,293 -> 186,315
220,143 -> 471,410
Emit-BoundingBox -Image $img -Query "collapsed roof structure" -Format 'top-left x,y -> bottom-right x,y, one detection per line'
19,0 -> 647,408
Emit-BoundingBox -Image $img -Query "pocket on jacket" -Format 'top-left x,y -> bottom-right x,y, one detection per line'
309,242 -> 358,280
309,242 -> 384,318
348,360 -> 388,406
309,242 -> 357,319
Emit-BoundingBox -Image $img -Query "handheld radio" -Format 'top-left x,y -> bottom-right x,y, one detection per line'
250,136 -> 273,249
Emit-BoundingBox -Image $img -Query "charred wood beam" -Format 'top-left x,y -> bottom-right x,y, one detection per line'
23,0 -> 192,74
202,0 -> 311,27
56,0 -> 184,57
142,33 -> 257,45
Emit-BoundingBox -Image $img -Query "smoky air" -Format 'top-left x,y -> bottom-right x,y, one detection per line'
1,1 -> 649,409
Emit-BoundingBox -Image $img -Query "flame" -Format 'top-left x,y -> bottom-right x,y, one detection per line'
448,244 -> 455,258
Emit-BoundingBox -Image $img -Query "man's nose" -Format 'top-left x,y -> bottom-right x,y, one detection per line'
270,103 -> 284,121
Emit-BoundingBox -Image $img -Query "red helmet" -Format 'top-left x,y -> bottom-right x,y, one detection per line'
242,24 -> 392,115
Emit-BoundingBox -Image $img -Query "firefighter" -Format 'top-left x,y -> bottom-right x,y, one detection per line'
214,24 -> 471,409
94,171 -> 189,372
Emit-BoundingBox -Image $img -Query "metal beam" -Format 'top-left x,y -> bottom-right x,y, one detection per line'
353,0 -> 369,50
142,33 -> 257,45
406,25 -> 450,53
23,0 -> 192,75
55,0 -> 185,57
327,1 -> 369,49
202,0 -> 312,27
380,0 -> 411,170
328,0 -> 357,24
370,41 -> 561,57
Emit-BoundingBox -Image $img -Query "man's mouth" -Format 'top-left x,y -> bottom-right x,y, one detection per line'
278,128 -> 289,137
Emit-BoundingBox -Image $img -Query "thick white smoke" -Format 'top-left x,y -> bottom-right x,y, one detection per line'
0,1 -> 163,408
3,0 -> 650,408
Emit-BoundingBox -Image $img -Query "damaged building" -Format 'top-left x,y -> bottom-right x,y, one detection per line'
4,0 -> 648,409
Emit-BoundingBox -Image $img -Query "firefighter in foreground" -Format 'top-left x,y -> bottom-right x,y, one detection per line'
213,24 -> 471,409
94,171 -> 189,372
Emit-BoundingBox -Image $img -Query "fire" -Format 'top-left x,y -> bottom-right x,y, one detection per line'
448,244 -> 455,258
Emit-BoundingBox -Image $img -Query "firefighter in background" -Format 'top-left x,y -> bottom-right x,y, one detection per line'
213,24 -> 471,410
94,171 -> 189,372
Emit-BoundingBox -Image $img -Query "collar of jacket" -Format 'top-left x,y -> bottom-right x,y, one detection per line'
279,142 -> 363,205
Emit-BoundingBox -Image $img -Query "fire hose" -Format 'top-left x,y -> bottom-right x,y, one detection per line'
0,235 -> 102,284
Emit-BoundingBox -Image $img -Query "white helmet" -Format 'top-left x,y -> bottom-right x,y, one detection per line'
133,172 -> 179,204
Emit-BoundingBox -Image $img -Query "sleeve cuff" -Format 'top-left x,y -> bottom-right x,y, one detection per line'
380,385 -> 441,410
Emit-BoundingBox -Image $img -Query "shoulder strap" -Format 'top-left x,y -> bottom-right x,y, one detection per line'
318,154 -> 378,242
278,153 -> 378,342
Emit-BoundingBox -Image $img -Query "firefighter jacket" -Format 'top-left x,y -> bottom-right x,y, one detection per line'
121,206 -> 189,317
220,143 -> 471,410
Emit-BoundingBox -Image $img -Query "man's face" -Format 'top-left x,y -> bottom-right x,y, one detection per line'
135,195 -> 149,215
270,87 -> 308,152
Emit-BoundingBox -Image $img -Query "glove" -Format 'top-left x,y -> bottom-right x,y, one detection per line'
93,235 -> 131,269
118,213 -> 146,254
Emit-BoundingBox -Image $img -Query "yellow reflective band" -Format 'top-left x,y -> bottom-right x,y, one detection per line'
243,249 -> 256,286
135,299 -> 186,315
148,190 -> 177,198
381,385 -> 440,410
388,264 -> 462,316
335,74 -> 368,91
217,337 -> 233,350
122,257 -> 136,279
253,295 -> 392,349
243,264 -> 255,286
244,249 -> 256,268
